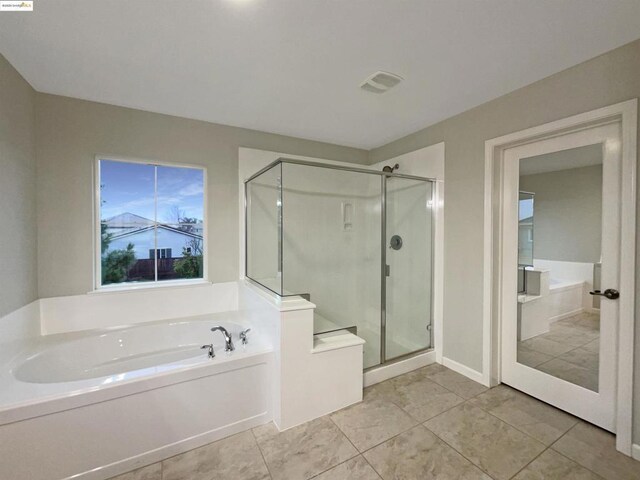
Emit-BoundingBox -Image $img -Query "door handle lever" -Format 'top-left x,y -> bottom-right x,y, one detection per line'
589,288 -> 620,300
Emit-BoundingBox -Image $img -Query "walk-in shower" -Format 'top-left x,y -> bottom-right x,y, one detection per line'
245,158 -> 434,369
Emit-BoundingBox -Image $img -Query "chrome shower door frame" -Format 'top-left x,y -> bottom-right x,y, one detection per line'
380,173 -> 436,366
244,157 -> 436,367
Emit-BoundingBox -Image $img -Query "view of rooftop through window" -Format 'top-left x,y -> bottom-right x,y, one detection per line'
99,159 -> 205,286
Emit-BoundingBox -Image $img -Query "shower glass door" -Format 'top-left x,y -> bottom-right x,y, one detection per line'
383,176 -> 433,361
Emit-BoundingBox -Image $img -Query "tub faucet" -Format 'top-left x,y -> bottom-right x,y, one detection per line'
211,326 -> 235,352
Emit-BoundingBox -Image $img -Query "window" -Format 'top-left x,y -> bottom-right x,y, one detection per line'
149,248 -> 172,260
97,158 -> 206,287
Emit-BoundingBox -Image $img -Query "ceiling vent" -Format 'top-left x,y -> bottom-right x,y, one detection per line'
360,71 -> 403,94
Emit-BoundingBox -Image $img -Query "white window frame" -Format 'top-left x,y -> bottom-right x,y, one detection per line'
93,155 -> 209,292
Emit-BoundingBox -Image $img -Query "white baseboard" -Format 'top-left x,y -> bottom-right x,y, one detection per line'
363,350 -> 435,387
442,356 -> 485,385
549,307 -> 584,323
632,443 -> 640,461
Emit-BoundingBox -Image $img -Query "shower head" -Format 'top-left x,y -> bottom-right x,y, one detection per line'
382,164 -> 400,173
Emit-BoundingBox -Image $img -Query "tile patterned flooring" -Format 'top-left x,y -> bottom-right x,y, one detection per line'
109,363 -> 640,480
517,312 -> 600,391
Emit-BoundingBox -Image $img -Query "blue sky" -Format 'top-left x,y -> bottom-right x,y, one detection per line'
100,160 -> 204,223
519,197 -> 534,220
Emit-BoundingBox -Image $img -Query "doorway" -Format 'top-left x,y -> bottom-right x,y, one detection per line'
383,176 -> 434,363
485,100 -> 637,454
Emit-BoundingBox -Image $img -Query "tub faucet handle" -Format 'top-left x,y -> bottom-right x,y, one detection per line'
201,344 -> 215,359
240,328 -> 251,345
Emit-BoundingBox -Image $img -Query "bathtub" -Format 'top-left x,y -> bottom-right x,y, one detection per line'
13,318 -> 252,384
518,270 -> 590,340
547,278 -> 587,322
0,311 -> 274,480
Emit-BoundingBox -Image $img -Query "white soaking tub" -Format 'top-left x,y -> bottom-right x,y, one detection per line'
0,311 -> 274,480
13,318 -> 250,384
548,278 -> 586,321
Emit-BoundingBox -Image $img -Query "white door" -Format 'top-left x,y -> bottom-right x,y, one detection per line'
501,122 -> 621,431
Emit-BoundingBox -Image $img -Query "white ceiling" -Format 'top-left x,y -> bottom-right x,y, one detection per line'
1,1 -> 640,149
520,144 -> 603,176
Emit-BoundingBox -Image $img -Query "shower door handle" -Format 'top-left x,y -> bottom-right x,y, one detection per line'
385,265 -> 391,277
589,288 -> 620,300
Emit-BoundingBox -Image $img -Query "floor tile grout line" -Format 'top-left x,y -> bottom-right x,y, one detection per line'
368,365 -> 490,445
358,453 -> 385,480
355,420 -> 499,479
421,394 -> 559,480
304,453 -> 361,480
396,391 -> 466,424
519,315 -> 600,388
308,420 -> 385,480
529,339 -> 591,363
532,341 -> 598,371
356,421 -> 418,453
328,403 -> 420,454
250,427 -> 275,480
546,422 -> 610,480
527,354 -> 599,389
523,314 -> 598,351
422,375 -> 489,401
380,363 -> 485,397
325,413 -> 363,457
466,393 -> 576,449
354,367 -> 486,454
549,446 -> 607,480
285,413 -> 369,479
250,366 -> 489,480
367,379 -> 465,426
505,445 -> 549,479
420,420 -> 499,480
524,330 -> 596,360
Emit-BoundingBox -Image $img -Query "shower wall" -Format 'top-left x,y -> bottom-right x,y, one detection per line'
281,164 -> 382,368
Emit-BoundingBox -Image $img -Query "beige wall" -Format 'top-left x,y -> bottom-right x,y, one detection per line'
0,55 -> 37,317
520,165 -> 603,264
35,93 -> 368,298
369,39 -> 640,441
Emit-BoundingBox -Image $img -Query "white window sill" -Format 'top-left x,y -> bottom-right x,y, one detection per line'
89,279 -> 211,295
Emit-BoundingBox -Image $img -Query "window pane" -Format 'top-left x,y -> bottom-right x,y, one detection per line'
156,166 -> 205,281
100,160 -> 156,284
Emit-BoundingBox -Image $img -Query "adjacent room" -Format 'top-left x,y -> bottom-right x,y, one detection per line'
1,1 -> 640,479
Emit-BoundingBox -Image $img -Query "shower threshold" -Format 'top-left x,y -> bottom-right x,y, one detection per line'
363,348 -> 436,387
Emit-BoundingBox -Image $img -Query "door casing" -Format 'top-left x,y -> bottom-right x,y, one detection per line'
483,99 -> 637,454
